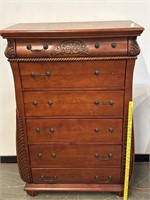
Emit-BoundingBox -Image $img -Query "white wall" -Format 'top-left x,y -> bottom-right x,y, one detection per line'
0,0 -> 149,156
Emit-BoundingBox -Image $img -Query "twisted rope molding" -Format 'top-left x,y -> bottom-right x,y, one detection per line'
17,114 -> 32,183
8,56 -> 137,62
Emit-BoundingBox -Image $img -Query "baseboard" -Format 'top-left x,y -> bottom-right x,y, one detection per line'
135,154 -> 149,162
0,154 -> 149,163
0,156 -> 17,163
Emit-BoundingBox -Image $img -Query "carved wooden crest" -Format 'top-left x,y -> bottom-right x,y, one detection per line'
53,40 -> 89,56
5,39 -> 16,58
128,38 -> 140,56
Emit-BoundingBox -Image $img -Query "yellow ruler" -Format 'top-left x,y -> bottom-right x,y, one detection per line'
123,101 -> 134,200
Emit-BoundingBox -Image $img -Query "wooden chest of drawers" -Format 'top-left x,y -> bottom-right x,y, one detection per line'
1,21 -> 144,196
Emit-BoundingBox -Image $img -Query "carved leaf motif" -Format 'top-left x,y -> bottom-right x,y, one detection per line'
53,40 -> 89,55
128,39 -> 140,56
5,40 -> 16,58
16,112 -> 32,183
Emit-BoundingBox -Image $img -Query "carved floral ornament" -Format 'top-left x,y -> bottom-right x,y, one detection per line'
53,40 -> 90,55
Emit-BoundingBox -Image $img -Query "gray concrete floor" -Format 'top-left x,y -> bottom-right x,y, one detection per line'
0,162 -> 149,200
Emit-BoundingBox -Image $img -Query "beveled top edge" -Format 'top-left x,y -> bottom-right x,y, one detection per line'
0,20 -> 144,38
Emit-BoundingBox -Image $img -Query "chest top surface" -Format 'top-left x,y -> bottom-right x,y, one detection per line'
0,20 -> 144,38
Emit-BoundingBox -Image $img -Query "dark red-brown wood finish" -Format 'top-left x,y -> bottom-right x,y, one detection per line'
0,21 -> 144,197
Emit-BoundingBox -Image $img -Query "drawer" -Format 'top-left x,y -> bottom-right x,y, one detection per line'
20,61 -> 126,89
27,119 -> 123,144
24,91 -> 124,117
32,168 -> 121,184
16,38 -> 127,57
29,145 -> 121,167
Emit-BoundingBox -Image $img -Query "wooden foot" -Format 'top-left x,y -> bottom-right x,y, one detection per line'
26,190 -> 38,197
118,191 -> 123,197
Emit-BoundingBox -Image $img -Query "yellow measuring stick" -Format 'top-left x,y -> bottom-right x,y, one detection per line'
123,101 -> 134,200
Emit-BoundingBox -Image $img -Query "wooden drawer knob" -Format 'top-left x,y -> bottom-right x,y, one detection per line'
37,153 -> 42,158
111,42 -> 117,48
51,153 -> 56,158
94,70 -> 100,76
33,100 -> 38,106
94,128 -> 100,133
48,100 -> 53,106
36,128 -> 41,133
50,128 -> 55,133
95,43 -> 100,49
94,100 -> 100,105
109,127 -> 114,133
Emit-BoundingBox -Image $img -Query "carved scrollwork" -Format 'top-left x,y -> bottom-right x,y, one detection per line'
16,110 -> 32,183
128,38 -> 140,56
53,40 -> 89,56
5,39 -> 16,58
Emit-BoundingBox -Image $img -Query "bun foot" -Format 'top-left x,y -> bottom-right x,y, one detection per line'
26,190 -> 38,196
118,191 -> 123,197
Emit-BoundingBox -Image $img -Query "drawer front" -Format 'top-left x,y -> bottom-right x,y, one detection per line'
24,91 -> 124,117
20,61 -> 126,89
16,38 -> 127,57
29,145 -> 121,167
32,168 -> 121,184
27,119 -> 123,144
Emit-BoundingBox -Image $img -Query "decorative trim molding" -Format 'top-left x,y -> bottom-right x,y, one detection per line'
5,39 -> 16,58
53,40 -> 89,56
135,154 -> 150,162
16,111 -> 32,183
8,56 -> 137,62
128,39 -> 140,56
0,156 -> 17,163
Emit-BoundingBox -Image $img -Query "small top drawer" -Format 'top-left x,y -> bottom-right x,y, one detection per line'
16,38 -> 127,57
